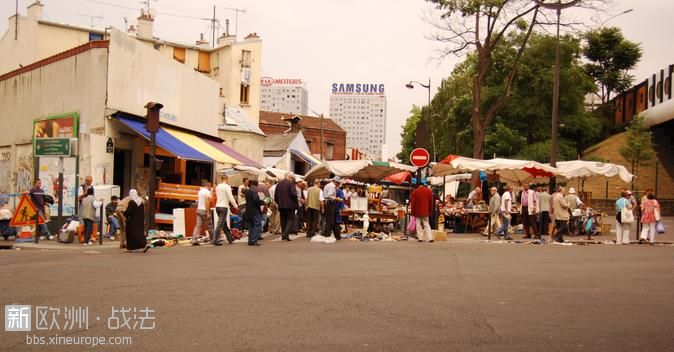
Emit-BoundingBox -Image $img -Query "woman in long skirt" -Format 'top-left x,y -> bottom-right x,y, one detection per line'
124,189 -> 148,252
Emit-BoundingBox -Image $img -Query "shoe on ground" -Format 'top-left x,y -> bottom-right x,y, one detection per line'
191,241 -> 200,246
418,239 -> 423,242
429,240 -> 434,243
248,243 -> 260,246
109,236 -> 115,241
285,238 -> 292,241
47,235 -> 54,240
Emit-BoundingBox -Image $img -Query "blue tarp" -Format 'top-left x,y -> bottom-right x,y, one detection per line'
116,116 -> 213,162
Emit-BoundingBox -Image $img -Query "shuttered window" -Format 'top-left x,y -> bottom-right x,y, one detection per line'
173,47 -> 186,63
197,51 -> 210,72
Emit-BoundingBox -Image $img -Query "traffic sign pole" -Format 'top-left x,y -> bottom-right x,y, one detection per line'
57,157 -> 64,231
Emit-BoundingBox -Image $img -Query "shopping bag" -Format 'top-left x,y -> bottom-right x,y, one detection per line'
620,205 -> 634,224
407,216 -> 416,233
656,221 -> 665,234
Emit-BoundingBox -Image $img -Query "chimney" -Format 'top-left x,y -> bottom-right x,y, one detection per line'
244,32 -> 260,40
127,25 -> 136,35
195,33 -> 209,46
136,8 -> 154,39
27,1 -> 44,20
217,33 -> 235,46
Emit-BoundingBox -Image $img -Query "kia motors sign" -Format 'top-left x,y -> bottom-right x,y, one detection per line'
261,77 -> 303,86
410,148 -> 430,168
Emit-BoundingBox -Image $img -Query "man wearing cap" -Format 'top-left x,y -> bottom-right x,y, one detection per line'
520,184 -> 538,239
274,173 -> 298,241
564,188 -> 584,213
321,176 -> 343,239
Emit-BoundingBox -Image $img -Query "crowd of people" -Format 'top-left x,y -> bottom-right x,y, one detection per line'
17,173 -> 665,249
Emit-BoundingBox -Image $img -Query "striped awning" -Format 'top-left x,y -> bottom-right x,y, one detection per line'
289,148 -> 321,166
163,127 -> 240,165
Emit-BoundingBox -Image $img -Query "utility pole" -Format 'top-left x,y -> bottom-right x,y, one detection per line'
14,0 -> 18,40
320,114 -> 324,160
211,5 -> 216,47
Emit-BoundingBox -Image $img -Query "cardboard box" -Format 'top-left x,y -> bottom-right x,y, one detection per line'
433,230 -> 447,241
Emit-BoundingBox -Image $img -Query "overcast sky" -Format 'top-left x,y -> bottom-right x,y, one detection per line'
2,0 -> 673,159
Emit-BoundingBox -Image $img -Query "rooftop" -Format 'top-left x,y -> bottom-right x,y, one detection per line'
259,111 -> 345,133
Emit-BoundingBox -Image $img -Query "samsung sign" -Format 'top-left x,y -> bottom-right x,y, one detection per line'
331,83 -> 385,95
261,77 -> 303,86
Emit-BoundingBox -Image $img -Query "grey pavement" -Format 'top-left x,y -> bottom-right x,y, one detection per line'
1,228 -> 674,352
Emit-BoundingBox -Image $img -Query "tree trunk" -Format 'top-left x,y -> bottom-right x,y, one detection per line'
472,112 -> 485,160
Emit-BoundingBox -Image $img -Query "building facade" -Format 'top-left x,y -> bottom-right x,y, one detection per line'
328,83 -> 386,160
259,111 -> 346,161
260,77 -> 308,115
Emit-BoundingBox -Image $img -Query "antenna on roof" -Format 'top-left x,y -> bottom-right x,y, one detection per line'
139,0 -> 156,13
14,0 -> 18,40
76,13 -> 104,27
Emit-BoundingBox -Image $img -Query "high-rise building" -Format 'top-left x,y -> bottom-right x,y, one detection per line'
329,83 -> 387,160
260,77 -> 308,115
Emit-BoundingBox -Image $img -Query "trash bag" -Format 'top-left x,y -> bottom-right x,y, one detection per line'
310,235 -> 336,244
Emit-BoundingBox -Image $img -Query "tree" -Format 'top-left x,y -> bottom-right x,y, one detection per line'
396,106 -> 422,163
583,27 -> 642,104
426,0 -> 541,160
619,116 -> 655,181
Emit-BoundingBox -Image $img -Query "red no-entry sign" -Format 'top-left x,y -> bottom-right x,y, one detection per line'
410,148 -> 430,168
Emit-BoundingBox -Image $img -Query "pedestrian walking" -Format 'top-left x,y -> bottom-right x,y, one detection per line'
495,185 -> 513,240
244,180 -> 264,246
537,188 -> 552,239
520,184 -> 538,239
552,186 -> 570,243
29,179 -> 53,240
410,182 -> 434,243
213,175 -> 238,245
191,182 -> 214,245
484,187 -> 501,235
640,192 -> 660,243
275,173 -> 298,241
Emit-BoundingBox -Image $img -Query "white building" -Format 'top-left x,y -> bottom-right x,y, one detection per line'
329,83 -> 387,160
260,77 -> 309,115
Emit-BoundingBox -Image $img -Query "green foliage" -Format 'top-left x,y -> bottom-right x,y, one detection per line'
516,140 -> 577,163
619,116 -> 655,170
583,27 -> 642,104
396,106 -> 422,163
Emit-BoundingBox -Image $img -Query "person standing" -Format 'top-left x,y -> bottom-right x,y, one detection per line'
552,186 -> 570,243
305,179 -> 322,238
213,175 -> 238,245
640,192 -> 660,243
274,173 -> 298,241
77,176 -> 94,204
29,179 -> 53,240
495,185 -> 513,240
321,177 -> 343,239
105,195 -> 120,240
485,187 -> 501,236
296,180 -> 307,232
191,182 -> 214,246
244,180 -> 264,246
537,188 -> 552,240
520,184 -> 538,239
615,191 -> 633,245
237,178 -> 249,221
265,180 -> 281,235
115,195 -> 131,249
123,189 -> 148,252
79,187 -> 98,245
410,183 -> 434,243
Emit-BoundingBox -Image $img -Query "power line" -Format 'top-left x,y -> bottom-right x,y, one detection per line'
82,0 -> 211,21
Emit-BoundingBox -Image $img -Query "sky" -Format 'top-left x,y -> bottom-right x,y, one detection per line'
1,0 -> 673,160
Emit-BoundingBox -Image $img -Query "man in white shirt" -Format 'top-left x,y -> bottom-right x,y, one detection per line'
191,182 -> 214,245
495,185 -> 513,240
213,175 -> 238,245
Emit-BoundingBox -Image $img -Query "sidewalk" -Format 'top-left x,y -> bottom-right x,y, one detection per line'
7,240 -> 121,251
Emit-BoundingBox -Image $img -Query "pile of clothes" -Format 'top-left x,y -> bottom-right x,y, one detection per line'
341,231 -> 398,242
145,230 -> 184,248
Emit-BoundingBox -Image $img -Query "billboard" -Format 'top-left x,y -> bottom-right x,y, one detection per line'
33,113 -> 78,139
331,83 -> 385,95
261,77 -> 303,86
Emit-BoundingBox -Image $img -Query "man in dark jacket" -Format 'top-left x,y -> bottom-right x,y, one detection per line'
410,183 -> 434,243
29,179 -> 52,240
274,173 -> 298,241
244,180 -> 264,246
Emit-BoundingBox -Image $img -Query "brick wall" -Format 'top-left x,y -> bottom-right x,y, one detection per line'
581,131 -> 674,201
590,199 -> 674,216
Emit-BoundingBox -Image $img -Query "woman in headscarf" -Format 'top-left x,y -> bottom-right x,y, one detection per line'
124,189 -> 148,252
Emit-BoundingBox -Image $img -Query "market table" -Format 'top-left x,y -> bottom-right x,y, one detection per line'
462,210 -> 489,233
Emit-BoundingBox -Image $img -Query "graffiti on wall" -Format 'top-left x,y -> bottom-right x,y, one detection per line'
39,157 -> 77,216
0,149 -> 11,193
15,146 -> 33,193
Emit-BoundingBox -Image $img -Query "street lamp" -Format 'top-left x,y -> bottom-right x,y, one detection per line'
600,9 -> 633,26
533,0 -> 581,192
405,78 -> 436,162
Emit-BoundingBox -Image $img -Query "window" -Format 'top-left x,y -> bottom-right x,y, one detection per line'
657,82 -> 663,99
173,47 -> 186,63
89,32 -> 103,41
240,84 -> 250,105
241,50 -> 252,67
326,142 -> 334,160
666,77 -> 672,97
197,51 -> 211,73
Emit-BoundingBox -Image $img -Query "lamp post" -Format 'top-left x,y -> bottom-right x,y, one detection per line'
533,0 -> 581,192
600,9 -> 633,26
405,78 -> 436,162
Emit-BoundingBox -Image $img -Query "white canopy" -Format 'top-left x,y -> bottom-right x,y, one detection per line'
432,156 -> 561,185
553,160 -> 634,183
304,160 -> 417,183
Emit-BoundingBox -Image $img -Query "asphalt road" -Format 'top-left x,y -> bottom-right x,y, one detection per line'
1,238 -> 674,352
